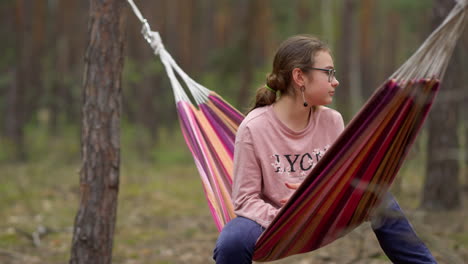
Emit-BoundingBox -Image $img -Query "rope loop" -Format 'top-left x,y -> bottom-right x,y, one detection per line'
140,20 -> 164,55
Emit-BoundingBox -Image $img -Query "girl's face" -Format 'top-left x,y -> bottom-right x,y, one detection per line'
303,51 -> 339,106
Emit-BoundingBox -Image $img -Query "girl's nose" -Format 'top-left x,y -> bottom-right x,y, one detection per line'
331,77 -> 339,87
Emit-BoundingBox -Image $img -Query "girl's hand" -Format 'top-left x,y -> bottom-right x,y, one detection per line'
279,182 -> 301,205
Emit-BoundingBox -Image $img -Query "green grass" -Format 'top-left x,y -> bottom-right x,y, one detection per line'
0,123 -> 213,263
0,124 -> 467,263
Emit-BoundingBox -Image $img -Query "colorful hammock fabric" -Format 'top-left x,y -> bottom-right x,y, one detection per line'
178,77 -> 440,261
254,78 -> 439,260
127,0 -> 467,261
177,93 -> 242,229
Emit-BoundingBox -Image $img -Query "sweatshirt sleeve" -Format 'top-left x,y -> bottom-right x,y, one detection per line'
231,125 -> 279,227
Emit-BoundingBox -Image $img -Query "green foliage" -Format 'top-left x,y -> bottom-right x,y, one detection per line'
381,0 -> 435,33
0,47 -> 15,69
0,233 -> 21,248
0,123 -> 210,262
382,0 -> 434,13
2,126 -> 468,263
0,137 -> 15,162
123,58 -> 145,84
120,121 -> 193,166
24,122 -> 80,163
198,70 -> 239,108
452,233 -> 468,248
150,127 -> 193,167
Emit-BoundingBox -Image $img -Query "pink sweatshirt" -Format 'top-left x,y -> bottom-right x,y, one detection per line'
232,105 -> 345,228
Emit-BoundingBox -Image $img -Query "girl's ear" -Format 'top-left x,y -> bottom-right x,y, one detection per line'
291,68 -> 305,87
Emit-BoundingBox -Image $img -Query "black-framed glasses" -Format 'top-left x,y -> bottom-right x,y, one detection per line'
303,67 -> 336,83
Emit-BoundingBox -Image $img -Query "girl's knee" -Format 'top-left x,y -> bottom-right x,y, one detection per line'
214,229 -> 252,258
213,217 -> 261,263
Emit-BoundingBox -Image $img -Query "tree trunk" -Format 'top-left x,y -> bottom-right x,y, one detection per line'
320,0 -> 333,50
359,0 -> 376,101
198,0 -> 215,72
5,67 -> 26,160
179,0 -> 194,73
336,0 -> 357,123
382,7 -> 402,194
236,0 -> 258,109
296,0 -> 311,33
421,0 -> 461,210
255,0 -> 272,65
27,0 -> 46,121
214,0 -> 232,49
69,0 -> 126,263
383,10 -> 399,79
49,0 -> 70,133
463,30 -> 468,191
6,0 -> 32,161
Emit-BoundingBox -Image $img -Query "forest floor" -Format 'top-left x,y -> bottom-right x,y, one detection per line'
1,134 -> 468,264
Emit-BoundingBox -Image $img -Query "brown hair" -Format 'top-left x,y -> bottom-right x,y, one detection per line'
249,35 -> 329,112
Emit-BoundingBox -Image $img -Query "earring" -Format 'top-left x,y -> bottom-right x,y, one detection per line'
301,86 -> 308,107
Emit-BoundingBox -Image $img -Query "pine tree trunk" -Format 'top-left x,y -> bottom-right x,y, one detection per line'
463,31 -> 468,191
296,0 -> 311,34
255,0 -> 272,64
421,0 -> 461,210
7,0 -> 32,161
359,0 -> 376,100
69,0 -> 126,263
236,0 -> 257,109
336,0 -> 357,123
50,0 -> 70,133
27,0 -> 46,122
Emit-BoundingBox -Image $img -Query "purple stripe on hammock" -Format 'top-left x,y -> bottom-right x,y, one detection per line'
208,94 -> 244,124
207,95 -> 244,130
189,110 -> 234,221
178,102 -> 229,219
201,102 -> 237,142
194,112 -> 235,189
199,104 -> 236,157
177,103 -> 204,163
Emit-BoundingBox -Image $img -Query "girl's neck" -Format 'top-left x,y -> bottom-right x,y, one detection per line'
272,94 -> 312,132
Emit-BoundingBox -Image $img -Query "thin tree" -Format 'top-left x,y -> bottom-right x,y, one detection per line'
462,30 -> 468,191
5,0 -> 32,161
336,0 -> 357,123
69,0 -> 126,263
422,0 -> 461,210
359,0 -> 376,100
237,0 -> 261,109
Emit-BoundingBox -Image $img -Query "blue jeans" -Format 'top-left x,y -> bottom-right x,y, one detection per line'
213,195 -> 436,264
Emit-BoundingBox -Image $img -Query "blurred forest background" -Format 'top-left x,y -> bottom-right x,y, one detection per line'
1,0 -> 468,263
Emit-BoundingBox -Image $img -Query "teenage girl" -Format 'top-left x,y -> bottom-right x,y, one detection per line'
213,35 -> 436,264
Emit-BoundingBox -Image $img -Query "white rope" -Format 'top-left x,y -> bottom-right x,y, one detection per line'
126,0 -> 210,105
126,0 -> 145,23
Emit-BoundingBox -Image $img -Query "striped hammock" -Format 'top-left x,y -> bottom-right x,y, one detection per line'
127,0 -> 467,261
